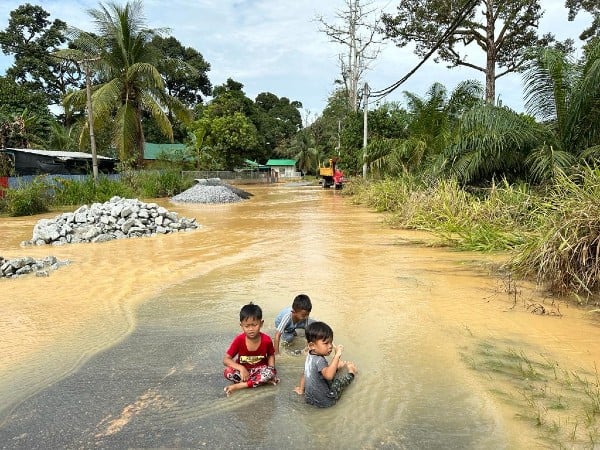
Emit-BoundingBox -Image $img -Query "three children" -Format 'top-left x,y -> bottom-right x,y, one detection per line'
222,296 -> 358,407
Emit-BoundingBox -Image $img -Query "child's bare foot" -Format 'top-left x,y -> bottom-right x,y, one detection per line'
346,361 -> 357,375
268,377 -> 280,386
224,383 -> 245,397
293,386 -> 304,395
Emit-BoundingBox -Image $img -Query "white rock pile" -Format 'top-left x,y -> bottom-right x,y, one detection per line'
0,255 -> 70,278
21,196 -> 199,246
170,178 -> 252,204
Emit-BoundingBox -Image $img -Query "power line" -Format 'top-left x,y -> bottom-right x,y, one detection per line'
369,0 -> 480,100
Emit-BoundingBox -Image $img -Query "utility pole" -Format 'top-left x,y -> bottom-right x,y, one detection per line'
362,81 -> 369,178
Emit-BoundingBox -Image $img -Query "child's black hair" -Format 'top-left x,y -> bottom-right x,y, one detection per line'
292,294 -> 312,313
305,321 -> 333,343
240,303 -> 262,322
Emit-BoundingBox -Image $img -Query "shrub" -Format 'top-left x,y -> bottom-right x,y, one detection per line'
4,176 -> 52,216
53,176 -> 134,205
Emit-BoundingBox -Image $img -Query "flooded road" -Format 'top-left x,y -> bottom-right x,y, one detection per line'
2,184 -> 600,448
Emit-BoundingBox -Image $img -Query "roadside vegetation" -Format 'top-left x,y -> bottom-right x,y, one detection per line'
0,170 -> 194,217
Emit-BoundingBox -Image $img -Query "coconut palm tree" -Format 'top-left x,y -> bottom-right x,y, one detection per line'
64,0 -> 191,167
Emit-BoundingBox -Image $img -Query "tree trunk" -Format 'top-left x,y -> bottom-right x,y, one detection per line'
485,0 -> 496,103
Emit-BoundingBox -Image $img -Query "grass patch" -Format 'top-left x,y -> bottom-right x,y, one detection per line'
462,336 -> 600,447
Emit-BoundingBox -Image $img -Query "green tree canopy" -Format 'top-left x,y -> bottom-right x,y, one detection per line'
566,0 -> 600,40
0,3 -> 78,105
150,35 -> 212,107
0,76 -> 56,148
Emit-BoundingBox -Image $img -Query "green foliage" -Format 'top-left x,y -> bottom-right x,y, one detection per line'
446,104 -> 542,184
521,40 -> 600,178
0,77 -> 57,148
0,4 -> 72,105
52,176 -> 134,205
63,0 -> 191,167
0,153 -> 14,177
348,177 -> 540,252
3,177 -> 52,216
511,166 -> 600,297
119,170 -> 195,198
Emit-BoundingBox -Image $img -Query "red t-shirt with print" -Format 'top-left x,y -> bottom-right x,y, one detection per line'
225,332 -> 275,369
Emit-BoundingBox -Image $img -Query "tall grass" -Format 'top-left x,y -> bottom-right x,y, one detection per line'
119,169 -> 195,198
0,170 -> 195,217
347,176 -> 539,252
2,176 -> 52,216
510,167 -> 600,298
53,176 -> 135,205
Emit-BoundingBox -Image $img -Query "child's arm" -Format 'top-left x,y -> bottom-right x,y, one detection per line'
267,353 -> 275,368
294,374 -> 305,394
320,344 -> 344,381
273,331 -> 282,355
223,353 -> 249,381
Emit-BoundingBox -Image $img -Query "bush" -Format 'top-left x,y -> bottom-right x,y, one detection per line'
4,176 -> 52,216
121,169 -> 195,198
53,176 -> 134,205
511,167 -> 600,297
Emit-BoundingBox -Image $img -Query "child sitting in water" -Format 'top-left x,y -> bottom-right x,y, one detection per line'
294,321 -> 357,407
274,293 -> 313,354
223,303 -> 278,396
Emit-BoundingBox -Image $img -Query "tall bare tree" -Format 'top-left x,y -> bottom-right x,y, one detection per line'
381,0 -> 553,104
316,0 -> 383,112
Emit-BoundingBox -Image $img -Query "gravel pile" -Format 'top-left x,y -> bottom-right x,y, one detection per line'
21,196 -> 198,246
170,178 -> 252,204
1,255 -> 70,278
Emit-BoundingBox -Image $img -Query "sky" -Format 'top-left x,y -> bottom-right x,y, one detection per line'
0,0 -> 594,121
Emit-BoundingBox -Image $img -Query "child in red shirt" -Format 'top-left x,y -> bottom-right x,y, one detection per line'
223,303 -> 278,396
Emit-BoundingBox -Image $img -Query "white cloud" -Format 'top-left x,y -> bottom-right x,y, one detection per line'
0,0 -> 594,116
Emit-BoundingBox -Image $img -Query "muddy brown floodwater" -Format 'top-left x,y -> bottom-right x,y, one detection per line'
3,184 -> 600,449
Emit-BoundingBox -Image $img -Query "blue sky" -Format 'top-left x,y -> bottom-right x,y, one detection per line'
0,0 -> 593,121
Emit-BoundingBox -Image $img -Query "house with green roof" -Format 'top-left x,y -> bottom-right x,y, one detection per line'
265,159 -> 299,179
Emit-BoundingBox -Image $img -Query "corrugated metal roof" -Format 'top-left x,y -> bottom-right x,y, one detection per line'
265,159 -> 296,166
2,148 -> 114,160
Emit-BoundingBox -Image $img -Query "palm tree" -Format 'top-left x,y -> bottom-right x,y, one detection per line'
369,80 -> 483,177
289,129 -> 318,175
445,103 -> 543,184
444,39 -> 600,187
521,40 -> 600,180
64,0 -> 191,167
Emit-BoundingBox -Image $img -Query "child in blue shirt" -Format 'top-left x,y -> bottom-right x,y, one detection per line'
274,294 -> 313,355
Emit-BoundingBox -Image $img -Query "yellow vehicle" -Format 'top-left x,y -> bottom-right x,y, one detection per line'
318,158 -> 344,189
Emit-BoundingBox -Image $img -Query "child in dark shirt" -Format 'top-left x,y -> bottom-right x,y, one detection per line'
294,321 -> 357,407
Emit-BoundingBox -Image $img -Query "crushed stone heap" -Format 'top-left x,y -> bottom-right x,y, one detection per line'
21,196 -> 199,246
170,178 -> 253,204
0,255 -> 70,278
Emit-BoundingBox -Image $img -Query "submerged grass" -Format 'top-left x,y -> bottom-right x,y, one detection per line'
461,336 -> 600,447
